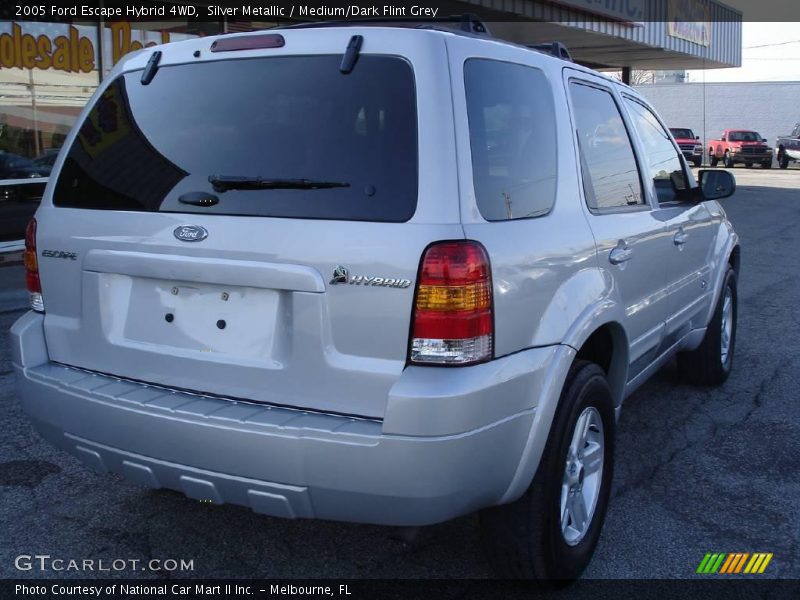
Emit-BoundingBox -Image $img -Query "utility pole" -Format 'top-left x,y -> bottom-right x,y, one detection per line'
28,70 -> 41,157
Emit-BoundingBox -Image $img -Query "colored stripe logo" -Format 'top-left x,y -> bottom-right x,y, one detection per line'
697,552 -> 773,574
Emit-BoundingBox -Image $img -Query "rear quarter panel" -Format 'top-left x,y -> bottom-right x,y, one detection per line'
446,37 -> 610,357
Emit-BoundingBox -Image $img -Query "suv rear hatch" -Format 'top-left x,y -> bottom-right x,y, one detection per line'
35,30 -> 461,419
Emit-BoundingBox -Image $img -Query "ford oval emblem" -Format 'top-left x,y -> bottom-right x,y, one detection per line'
173,225 -> 208,242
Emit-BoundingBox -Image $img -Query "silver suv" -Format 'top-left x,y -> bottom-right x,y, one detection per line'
11,21 -> 739,580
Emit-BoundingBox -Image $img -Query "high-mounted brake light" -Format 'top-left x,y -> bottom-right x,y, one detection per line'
210,34 -> 285,53
410,241 -> 493,365
24,218 -> 44,312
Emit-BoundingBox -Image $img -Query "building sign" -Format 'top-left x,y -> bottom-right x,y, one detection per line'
0,23 -> 95,73
557,0 -> 646,22
667,0 -> 712,46
0,21 -> 196,74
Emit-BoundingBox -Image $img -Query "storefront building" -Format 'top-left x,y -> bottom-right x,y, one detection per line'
0,0 -> 742,240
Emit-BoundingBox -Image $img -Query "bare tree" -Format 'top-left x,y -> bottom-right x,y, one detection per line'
606,70 -> 657,85
629,70 -> 656,85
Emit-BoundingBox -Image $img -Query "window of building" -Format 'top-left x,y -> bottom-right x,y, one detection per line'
0,19 -> 215,239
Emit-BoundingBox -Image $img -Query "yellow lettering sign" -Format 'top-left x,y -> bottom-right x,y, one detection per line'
0,21 -> 175,74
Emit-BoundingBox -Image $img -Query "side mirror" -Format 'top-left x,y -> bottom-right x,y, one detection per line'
670,170 -> 688,191
762,138 -> 767,143
695,135 -> 700,140
698,169 -> 736,200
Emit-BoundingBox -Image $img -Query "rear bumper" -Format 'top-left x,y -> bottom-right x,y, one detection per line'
12,311 -> 557,526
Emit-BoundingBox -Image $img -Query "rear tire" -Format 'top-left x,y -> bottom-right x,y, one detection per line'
709,150 -> 719,167
779,154 -> 790,169
693,157 -> 702,168
677,267 -> 737,386
480,360 -> 615,581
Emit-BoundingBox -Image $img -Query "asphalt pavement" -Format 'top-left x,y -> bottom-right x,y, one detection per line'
1,168 -> 799,580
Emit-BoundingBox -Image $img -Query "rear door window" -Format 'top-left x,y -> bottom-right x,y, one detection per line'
54,55 -> 418,222
569,81 -> 645,211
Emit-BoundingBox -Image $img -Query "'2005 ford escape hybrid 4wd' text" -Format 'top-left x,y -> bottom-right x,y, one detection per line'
12,20 -> 740,580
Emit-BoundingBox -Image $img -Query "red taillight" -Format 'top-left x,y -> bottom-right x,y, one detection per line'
24,218 -> 44,312
410,241 -> 493,365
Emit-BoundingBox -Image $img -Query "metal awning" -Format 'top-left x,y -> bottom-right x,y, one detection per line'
453,0 -> 742,70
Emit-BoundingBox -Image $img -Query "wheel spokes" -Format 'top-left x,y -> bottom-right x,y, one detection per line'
582,442 -> 603,475
569,491 -> 588,534
560,405 -> 606,546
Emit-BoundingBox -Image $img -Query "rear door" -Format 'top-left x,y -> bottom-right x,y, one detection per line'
566,74 -> 672,375
35,29 -> 462,419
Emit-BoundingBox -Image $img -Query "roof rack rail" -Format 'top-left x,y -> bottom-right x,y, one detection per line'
530,42 -> 573,62
274,14 -> 491,35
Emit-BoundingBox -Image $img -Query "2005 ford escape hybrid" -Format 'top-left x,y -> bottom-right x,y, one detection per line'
12,19 -> 740,580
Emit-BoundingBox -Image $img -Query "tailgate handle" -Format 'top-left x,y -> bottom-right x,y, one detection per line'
84,250 -> 326,293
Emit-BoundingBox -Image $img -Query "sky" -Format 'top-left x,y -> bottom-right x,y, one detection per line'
686,22 -> 800,83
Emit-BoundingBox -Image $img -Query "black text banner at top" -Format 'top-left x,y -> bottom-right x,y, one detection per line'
4,0 -> 800,23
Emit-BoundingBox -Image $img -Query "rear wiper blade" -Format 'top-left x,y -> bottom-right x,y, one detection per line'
209,175 -> 350,193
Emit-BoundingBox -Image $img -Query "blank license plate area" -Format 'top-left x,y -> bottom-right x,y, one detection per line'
120,276 -> 280,360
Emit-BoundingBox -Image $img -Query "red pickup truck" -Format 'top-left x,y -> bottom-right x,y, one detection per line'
669,128 -> 703,167
708,129 -> 773,169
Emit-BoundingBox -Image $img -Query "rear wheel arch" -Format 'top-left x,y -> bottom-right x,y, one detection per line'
574,322 -> 628,408
728,244 -> 741,277
500,312 -> 628,505
481,358 -> 616,579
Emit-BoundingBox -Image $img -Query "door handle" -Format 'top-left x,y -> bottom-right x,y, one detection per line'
673,229 -> 689,245
609,245 -> 633,265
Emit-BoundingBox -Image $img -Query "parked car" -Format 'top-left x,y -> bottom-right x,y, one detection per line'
669,127 -> 703,167
12,22 -> 740,581
776,122 -> 800,169
0,152 -> 49,241
0,182 -> 46,242
0,152 -> 49,179
31,148 -> 61,175
708,129 -> 773,168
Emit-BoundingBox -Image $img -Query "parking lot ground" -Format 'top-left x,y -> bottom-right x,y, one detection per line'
1,168 -> 799,579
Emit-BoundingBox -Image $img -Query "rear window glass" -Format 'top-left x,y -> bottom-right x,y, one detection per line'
54,56 -> 418,222
669,129 -> 694,139
465,59 -> 557,221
